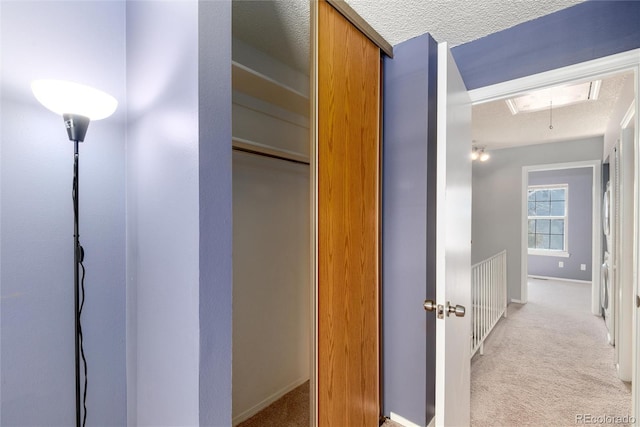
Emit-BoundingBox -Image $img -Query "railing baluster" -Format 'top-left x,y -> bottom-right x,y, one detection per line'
470,250 -> 508,358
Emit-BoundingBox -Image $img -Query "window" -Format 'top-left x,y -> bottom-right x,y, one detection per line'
527,184 -> 569,257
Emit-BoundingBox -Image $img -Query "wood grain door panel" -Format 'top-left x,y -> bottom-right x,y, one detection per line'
317,1 -> 381,425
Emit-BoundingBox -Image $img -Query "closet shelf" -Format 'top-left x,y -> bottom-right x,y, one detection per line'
232,61 -> 309,117
232,136 -> 310,165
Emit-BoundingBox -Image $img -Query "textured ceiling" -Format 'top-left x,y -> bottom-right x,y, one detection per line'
472,72 -> 632,150
232,0 -> 582,73
232,0 -> 310,73
233,0 -> 615,150
233,0 -> 585,73
344,0 -> 585,48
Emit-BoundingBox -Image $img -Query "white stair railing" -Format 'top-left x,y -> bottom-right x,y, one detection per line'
471,250 -> 507,358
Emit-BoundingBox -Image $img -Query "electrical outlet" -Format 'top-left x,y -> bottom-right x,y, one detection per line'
581,264 -> 586,271
559,261 -> 564,268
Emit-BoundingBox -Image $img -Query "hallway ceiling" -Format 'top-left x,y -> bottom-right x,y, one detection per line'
473,72 -> 633,150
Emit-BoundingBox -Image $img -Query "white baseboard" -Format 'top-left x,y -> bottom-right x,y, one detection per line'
528,275 -> 591,284
390,412 -> 421,427
510,299 -> 525,304
232,377 -> 309,426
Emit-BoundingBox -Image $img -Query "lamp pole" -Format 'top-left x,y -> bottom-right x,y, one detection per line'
65,113 -> 89,427
73,138 -> 81,427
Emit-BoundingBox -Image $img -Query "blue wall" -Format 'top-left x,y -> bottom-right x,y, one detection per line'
528,168 -> 593,281
126,2 -> 202,422
1,2 -> 126,424
198,1 -> 233,425
383,33 -> 437,426
452,1 -> 640,90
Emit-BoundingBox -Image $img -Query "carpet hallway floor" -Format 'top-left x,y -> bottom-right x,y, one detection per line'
471,279 -> 631,426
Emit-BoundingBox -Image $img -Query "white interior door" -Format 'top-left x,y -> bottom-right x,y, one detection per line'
434,42 -> 472,427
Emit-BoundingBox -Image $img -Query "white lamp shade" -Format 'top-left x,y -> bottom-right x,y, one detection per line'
31,79 -> 118,120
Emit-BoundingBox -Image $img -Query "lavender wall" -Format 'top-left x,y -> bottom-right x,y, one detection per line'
126,1 -> 204,424
198,1 -> 233,425
528,168 -> 593,281
382,33 -> 437,426
452,1 -> 640,90
1,1 -> 126,424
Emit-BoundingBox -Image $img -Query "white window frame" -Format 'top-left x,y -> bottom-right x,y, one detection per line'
527,183 -> 570,257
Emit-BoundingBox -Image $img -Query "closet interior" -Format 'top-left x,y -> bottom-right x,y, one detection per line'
231,1 -> 311,426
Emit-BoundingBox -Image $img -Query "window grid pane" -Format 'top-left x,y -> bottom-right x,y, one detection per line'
550,235 -> 564,250
536,234 -> 550,249
550,189 -> 565,201
528,214 -> 566,251
550,219 -> 564,235
535,190 -> 550,201
550,201 -> 565,216
529,188 -> 567,217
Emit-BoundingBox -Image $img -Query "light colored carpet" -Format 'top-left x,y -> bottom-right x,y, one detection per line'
237,381 -> 309,427
471,279 -> 631,426
381,419 -> 405,427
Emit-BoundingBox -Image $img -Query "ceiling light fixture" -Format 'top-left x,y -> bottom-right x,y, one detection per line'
472,146 -> 490,162
505,80 -> 601,115
32,79 -> 117,427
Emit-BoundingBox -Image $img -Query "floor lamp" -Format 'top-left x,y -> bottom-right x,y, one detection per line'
31,80 -> 117,427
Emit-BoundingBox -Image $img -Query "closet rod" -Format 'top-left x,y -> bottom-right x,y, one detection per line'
232,137 -> 310,165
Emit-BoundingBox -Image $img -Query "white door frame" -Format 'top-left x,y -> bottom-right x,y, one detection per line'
468,49 -> 640,106
469,48 -> 640,424
521,160 -> 602,312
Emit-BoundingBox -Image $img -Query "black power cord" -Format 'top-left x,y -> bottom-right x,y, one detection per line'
73,164 -> 88,427
79,251 -> 87,427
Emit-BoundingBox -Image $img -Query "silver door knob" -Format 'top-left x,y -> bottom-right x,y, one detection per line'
424,300 -> 445,318
446,301 -> 465,317
424,300 -> 437,312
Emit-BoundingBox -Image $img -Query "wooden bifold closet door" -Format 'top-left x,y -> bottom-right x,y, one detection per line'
317,1 -> 381,425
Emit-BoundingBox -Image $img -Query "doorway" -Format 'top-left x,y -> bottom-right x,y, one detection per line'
469,57 -> 639,423
523,161 -> 601,312
231,1 -> 312,425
